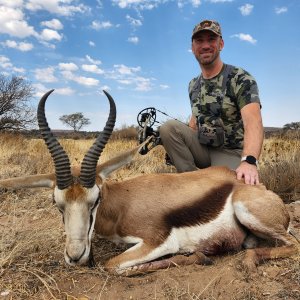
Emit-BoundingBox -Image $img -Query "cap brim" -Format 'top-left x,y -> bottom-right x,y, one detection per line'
192,29 -> 221,39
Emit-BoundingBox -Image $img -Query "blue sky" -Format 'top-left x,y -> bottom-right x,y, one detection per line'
0,0 -> 299,131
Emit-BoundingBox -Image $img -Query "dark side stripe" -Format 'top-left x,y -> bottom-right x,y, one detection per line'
164,183 -> 233,229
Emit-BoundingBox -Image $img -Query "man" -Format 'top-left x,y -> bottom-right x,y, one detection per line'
159,20 -> 264,185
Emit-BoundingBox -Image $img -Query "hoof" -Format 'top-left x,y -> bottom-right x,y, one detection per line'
195,251 -> 214,265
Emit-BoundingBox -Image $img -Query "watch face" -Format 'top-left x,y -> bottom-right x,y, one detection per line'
246,156 -> 256,165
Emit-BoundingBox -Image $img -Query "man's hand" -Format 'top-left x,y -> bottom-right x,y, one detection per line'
236,162 -> 259,185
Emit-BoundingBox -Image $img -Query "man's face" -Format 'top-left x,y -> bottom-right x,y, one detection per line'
192,31 -> 224,66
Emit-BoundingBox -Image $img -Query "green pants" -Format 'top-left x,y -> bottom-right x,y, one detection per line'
159,120 -> 242,172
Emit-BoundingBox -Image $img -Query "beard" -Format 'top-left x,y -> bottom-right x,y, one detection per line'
195,50 -> 220,66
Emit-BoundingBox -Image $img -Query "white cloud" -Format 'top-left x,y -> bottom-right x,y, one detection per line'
33,83 -> 48,97
117,79 -> 132,85
100,85 -> 110,92
72,76 -> 99,86
0,55 -> 13,69
239,4 -> 253,16
0,0 -> 23,8
275,7 -> 288,15
114,64 -> 141,75
82,64 -> 104,74
25,0 -> 89,16
55,87 -> 75,95
35,67 -> 58,83
160,84 -> 170,89
91,20 -> 113,30
39,28 -> 63,41
0,55 -> 25,73
41,18 -> 63,30
61,70 -> 99,87
12,66 -> 26,73
34,85 -> 74,97
86,55 -> 101,65
191,0 -> 201,7
112,0 -> 158,10
0,6 -> 37,38
113,0 -> 233,9
231,33 -> 257,44
126,15 -> 142,27
207,0 -> 233,2
135,76 -> 152,91
128,36 -> 139,44
1,40 -> 33,51
59,62 -> 78,72
109,64 -> 154,91
89,41 -> 95,47
178,0 -> 202,8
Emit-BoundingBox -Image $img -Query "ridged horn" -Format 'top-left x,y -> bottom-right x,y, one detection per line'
37,90 -> 73,190
80,90 -> 116,188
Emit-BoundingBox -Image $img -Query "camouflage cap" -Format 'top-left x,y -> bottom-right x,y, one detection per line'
192,20 -> 222,39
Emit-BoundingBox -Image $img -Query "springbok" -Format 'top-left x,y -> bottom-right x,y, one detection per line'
0,90 -> 298,276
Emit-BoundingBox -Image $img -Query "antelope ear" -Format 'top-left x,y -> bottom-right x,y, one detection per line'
97,137 -> 153,180
0,173 -> 56,189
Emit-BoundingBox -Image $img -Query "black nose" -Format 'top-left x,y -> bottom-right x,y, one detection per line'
66,248 -> 86,264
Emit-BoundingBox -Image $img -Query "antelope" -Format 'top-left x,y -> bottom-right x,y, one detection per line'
0,90 -> 298,276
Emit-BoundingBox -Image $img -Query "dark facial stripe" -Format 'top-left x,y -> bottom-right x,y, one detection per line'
164,183 -> 233,229
88,214 -> 93,236
88,197 -> 100,235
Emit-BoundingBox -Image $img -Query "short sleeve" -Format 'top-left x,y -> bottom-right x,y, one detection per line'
233,69 -> 261,110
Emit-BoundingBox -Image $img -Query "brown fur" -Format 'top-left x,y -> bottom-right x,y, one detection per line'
65,183 -> 88,202
95,168 -> 236,245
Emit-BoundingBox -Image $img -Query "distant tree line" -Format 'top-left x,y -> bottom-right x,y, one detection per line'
283,122 -> 300,130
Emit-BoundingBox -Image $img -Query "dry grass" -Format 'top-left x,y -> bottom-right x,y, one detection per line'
0,132 -> 299,299
260,134 -> 300,201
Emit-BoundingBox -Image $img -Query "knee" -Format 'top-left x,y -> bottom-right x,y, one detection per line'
159,120 -> 180,140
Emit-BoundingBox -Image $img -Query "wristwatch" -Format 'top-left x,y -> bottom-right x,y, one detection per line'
241,155 -> 258,166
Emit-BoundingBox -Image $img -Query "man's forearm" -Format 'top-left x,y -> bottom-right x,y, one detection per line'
241,103 -> 264,160
242,122 -> 264,159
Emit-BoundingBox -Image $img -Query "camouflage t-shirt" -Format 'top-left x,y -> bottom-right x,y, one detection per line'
188,64 -> 261,149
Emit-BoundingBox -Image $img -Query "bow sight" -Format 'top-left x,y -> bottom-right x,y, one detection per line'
137,107 -> 161,155
137,107 -> 188,155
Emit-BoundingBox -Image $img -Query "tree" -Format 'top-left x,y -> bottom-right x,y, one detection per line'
59,112 -> 91,131
283,122 -> 300,130
0,74 -> 35,130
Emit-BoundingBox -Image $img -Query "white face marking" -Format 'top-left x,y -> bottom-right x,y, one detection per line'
54,185 -> 100,265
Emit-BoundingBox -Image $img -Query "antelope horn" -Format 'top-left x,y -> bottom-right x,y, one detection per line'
37,90 -> 73,190
80,90 -> 116,188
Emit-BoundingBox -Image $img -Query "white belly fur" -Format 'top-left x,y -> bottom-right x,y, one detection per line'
167,194 -> 247,255
103,194 -> 247,272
